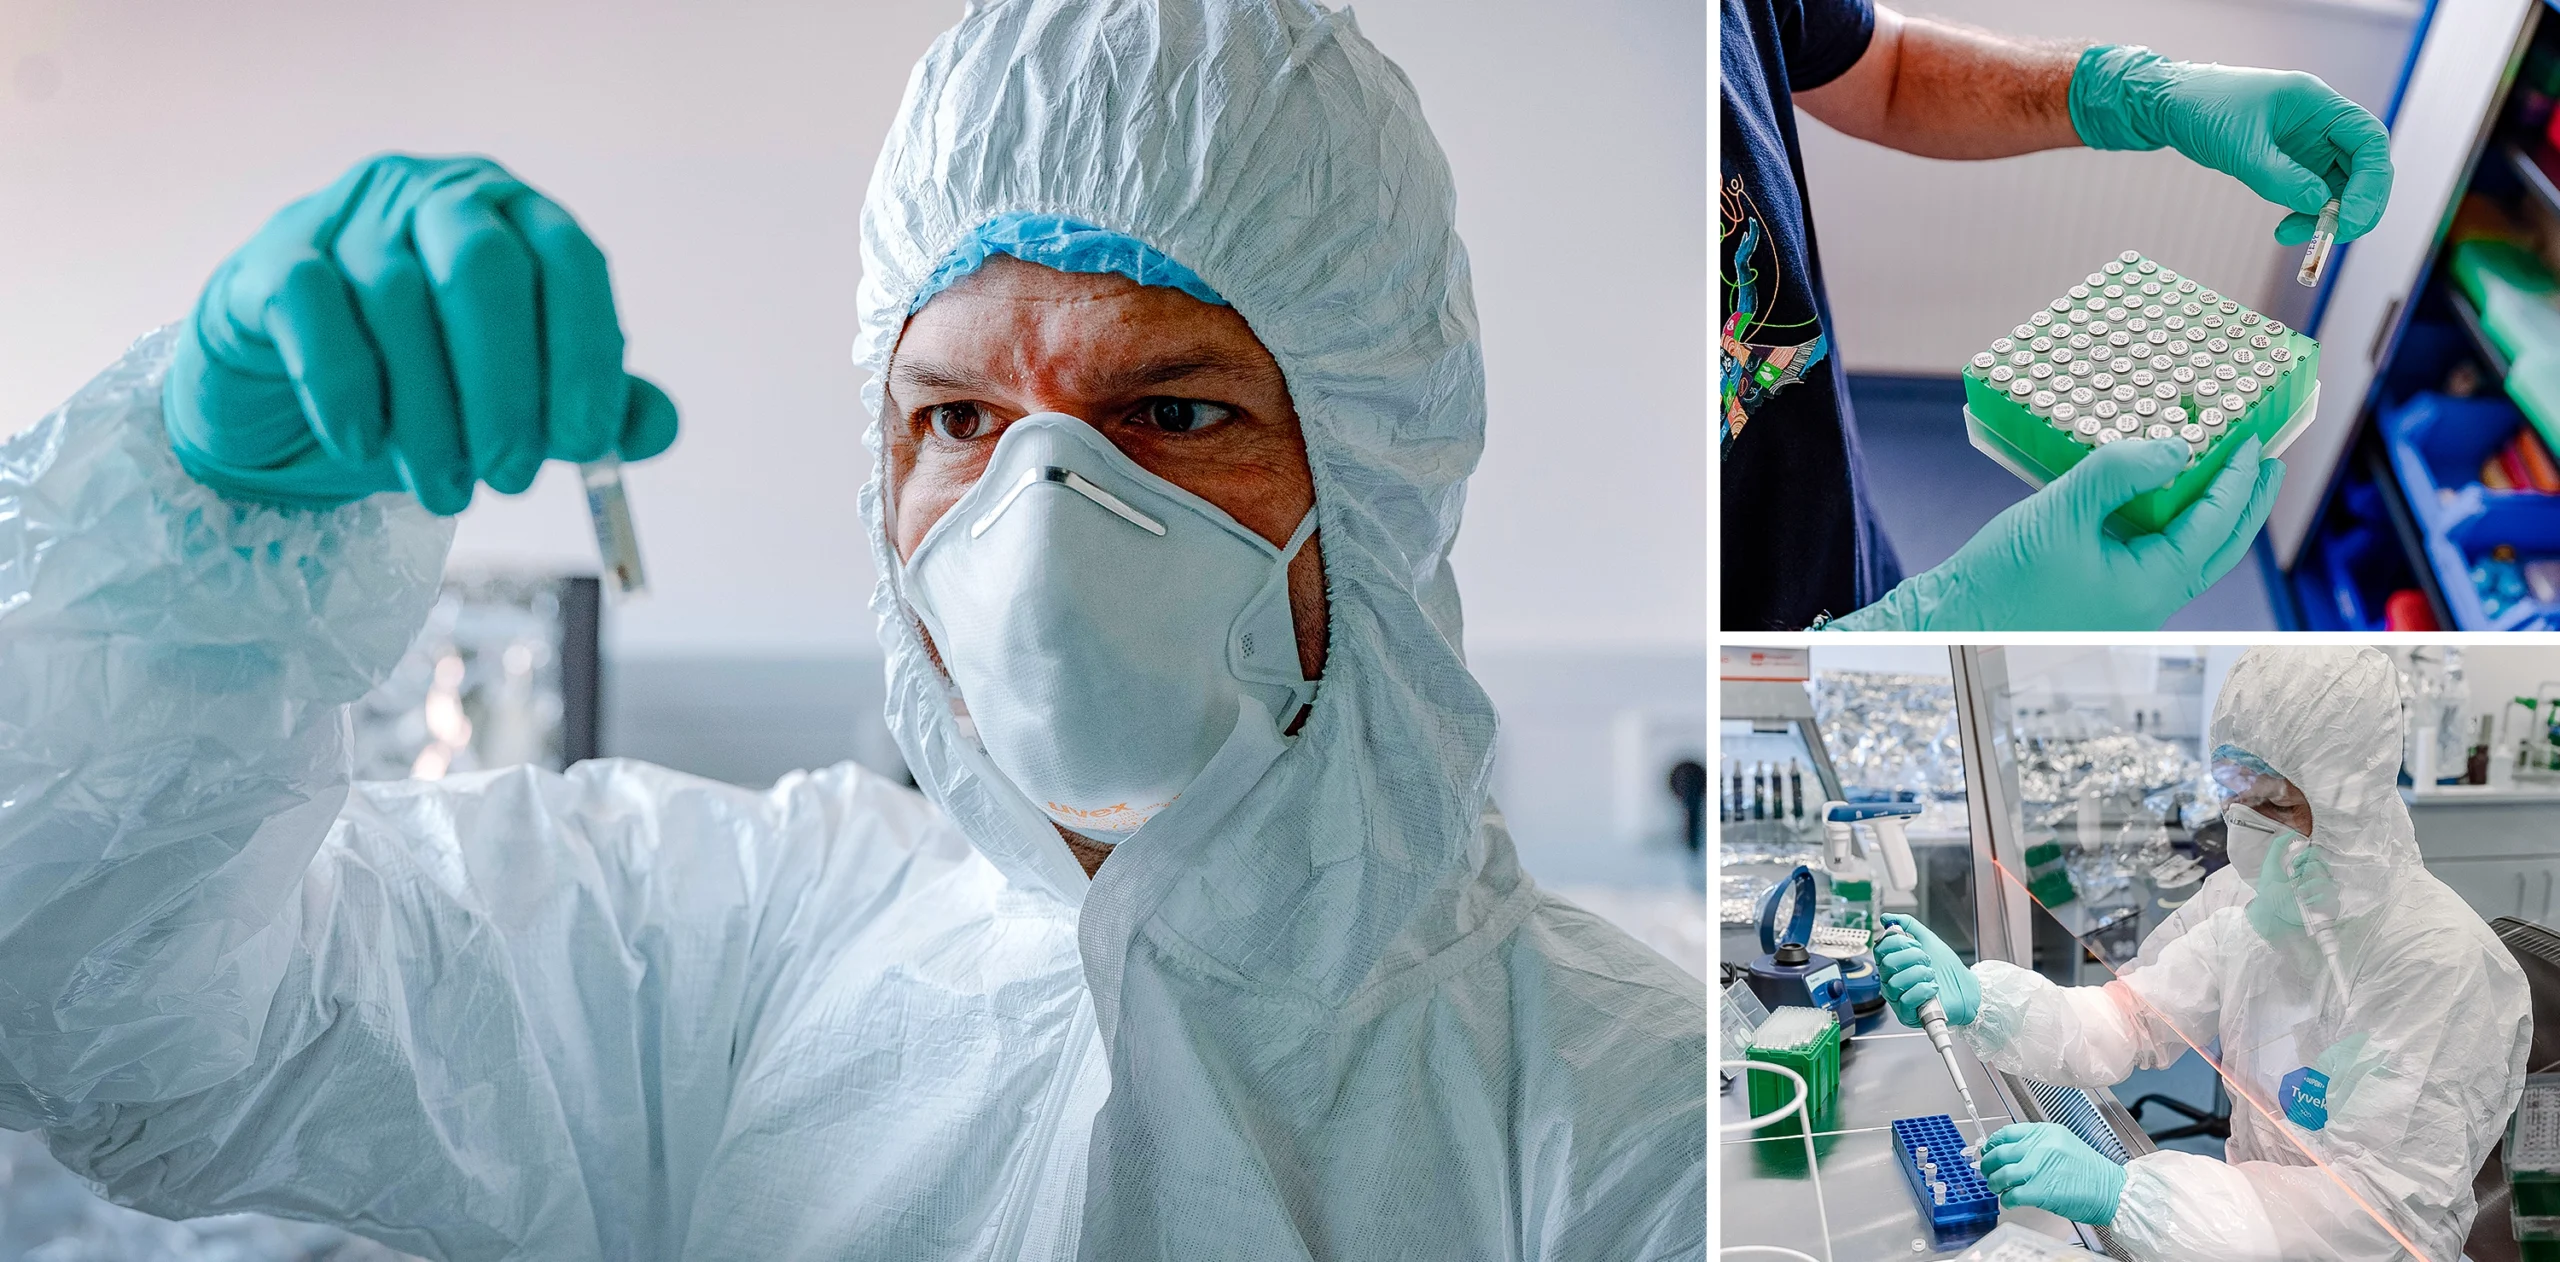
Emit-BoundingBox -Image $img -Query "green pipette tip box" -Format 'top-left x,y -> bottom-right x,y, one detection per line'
1747,1006 -> 1842,1140
1962,251 -> 2322,537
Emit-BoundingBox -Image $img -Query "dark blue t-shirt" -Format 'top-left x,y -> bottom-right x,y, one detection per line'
1721,0 -> 1902,629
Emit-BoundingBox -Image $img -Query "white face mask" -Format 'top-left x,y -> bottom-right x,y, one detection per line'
902,413 -> 1318,841
2224,802 -> 2295,882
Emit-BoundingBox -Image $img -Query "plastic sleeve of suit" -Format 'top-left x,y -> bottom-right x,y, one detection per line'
0,332 -> 963,1260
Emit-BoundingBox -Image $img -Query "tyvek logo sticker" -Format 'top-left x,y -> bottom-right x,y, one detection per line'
2280,1066 -> 2331,1131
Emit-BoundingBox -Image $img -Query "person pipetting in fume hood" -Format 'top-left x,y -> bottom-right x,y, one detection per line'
0,2 -> 1707,1258
1723,0 -> 2395,630
1878,645 -> 2531,1261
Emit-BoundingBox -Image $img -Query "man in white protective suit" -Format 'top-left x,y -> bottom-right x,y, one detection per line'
0,1 -> 1707,1258
1879,644 -> 2530,1261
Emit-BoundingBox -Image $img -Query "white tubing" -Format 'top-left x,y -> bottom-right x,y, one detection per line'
1719,1060 -> 1834,1262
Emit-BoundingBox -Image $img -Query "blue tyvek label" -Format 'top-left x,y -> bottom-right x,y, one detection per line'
2280,1066 -> 2331,1131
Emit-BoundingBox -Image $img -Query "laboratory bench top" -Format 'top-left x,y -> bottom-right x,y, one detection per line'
1720,1023 -> 2094,1259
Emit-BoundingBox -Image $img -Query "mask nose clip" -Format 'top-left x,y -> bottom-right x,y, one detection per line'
972,465 -> 1168,539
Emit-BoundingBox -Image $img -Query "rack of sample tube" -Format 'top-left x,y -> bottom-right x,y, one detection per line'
1962,251 -> 2322,536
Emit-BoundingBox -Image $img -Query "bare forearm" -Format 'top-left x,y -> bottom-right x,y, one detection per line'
1798,8 -> 2083,159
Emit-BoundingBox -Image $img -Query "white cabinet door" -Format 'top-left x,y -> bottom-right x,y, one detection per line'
2272,0 -> 2538,564
2427,857 -> 2560,924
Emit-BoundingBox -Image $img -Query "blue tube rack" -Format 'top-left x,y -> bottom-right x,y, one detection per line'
1891,1114 -> 2000,1248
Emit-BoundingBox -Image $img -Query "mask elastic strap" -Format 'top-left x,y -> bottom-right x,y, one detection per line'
1276,508 -> 1319,564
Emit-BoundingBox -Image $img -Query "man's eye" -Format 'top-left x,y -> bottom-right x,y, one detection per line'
926,403 -> 992,442
1133,399 -> 1236,434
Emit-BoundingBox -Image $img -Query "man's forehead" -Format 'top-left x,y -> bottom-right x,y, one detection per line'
892,258 -> 1278,394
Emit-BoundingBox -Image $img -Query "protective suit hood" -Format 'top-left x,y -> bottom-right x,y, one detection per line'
856,0 -> 1503,1012
2208,645 -> 2419,919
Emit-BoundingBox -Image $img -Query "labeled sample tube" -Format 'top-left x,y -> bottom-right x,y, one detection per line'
2298,196 -> 2341,288
581,456 -> 650,598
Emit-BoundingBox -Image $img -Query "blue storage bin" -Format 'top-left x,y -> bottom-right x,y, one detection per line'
1891,1114 -> 1999,1249
2380,393 -> 2560,629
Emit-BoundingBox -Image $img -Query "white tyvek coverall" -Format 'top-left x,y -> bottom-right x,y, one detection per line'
1962,646 -> 2527,1260
0,1 -> 1706,1258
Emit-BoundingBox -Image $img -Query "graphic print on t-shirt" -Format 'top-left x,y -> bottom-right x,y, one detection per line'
1721,169 -> 1829,456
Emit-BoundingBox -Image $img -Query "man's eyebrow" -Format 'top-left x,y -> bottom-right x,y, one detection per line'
888,347 -> 1278,398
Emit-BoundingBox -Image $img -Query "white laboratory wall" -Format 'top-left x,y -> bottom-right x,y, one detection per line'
0,0 -> 1704,659
1796,0 -> 2421,375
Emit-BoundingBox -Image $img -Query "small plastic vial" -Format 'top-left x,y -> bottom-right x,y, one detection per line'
2052,401 -> 2079,424
2200,406 -> 2226,428
2163,405 -> 2189,427
2093,399 -> 2120,421
2131,368 -> 2156,387
2051,374 -> 2078,395
2147,422 -> 2178,442
2069,386 -> 2095,406
2196,378 -> 2221,399
2143,304 -> 2166,321
2110,356 -> 2135,374
2083,272 -> 2106,287
2103,283 -> 2125,299
2031,310 -> 2055,328
2206,337 -> 2230,355
2152,382 -> 2178,401
2134,396 -> 2160,417
2118,249 -> 2141,264
2167,339 -> 2191,357
2030,335 -> 2054,352
2030,361 -> 2055,380
2031,389 -> 2059,414
2182,301 -> 2204,318
2111,383 -> 2137,403
2091,371 -> 2116,390
2270,345 -> 2292,363
1990,337 -> 2015,353
2136,258 -> 2159,273
2067,284 -> 2091,300
2254,360 -> 2278,378
2009,350 -> 2034,368
1991,365 -> 2016,383
2237,306 -> 2258,322
2013,323 -> 2037,340
2214,363 -> 2237,381
2265,319 -> 2290,337
2049,297 -> 2072,313
2164,314 -> 2187,332
2067,308 -> 2091,324
2141,280 -> 2163,296
2187,350 -> 2212,369
2095,426 -> 2122,444
2126,317 -> 2150,333
2235,376 -> 2261,397
2107,330 -> 2131,348
2009,379 -> 2035,400
2202,312 -> 2224,330
1971,352 -> 1997,371
2069,332 -> 2093,350
2176,278 -> 2198,294
2075,416 -> 2104,442
2171,365 -> 2195,384
2049,345 -> 2074,365
2113,412 -> 2141,434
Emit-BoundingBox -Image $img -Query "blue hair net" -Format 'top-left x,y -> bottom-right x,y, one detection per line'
907,212 -> 1228,313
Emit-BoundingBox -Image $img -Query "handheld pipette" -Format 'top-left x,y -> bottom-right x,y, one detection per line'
2296,195 -> 2341,288
580,456 -> 649,598
1884,923 -> 1989,1151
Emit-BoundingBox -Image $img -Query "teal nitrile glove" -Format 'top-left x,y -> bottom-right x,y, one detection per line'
167,154 -> 680,515
2071,45 -> 2393,246
2245,831 -> 2337,943
1876,913 -> 1981,1028
1831,437 -> 2283,631
1976,1122 -> 2127,1225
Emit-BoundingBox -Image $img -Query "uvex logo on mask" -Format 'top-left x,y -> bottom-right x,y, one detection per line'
1048,799 -> 1176,832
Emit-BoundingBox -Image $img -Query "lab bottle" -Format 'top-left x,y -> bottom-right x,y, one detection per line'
1789,761 -> 1805,819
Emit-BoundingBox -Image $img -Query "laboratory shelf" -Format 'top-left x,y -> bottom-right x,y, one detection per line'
2380,391 -> 2560,627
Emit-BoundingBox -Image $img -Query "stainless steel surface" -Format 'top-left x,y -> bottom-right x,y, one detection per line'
1720,1022 -> 2084,1258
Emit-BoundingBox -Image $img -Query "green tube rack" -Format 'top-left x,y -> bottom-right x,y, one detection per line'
1747,1005 -> 1842,1140
1963,251 -> 2322,537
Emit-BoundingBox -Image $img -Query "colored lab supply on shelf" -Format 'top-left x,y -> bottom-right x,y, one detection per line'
1960,251 -> 2321,536
2382,392 -> 2560,628
1894,1114 -> 2002,1248
2450,238 -> 2560,456
1749,1006 -> 1842,1140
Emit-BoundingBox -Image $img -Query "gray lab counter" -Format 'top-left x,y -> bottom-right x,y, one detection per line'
1720,1021 -> 2096,1258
